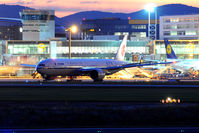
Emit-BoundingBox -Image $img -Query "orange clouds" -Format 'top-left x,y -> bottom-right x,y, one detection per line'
1,0 -> 199,17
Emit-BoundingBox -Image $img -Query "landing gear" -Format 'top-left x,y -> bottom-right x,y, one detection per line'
32,71 -> 41,79
42,74 -> 51,82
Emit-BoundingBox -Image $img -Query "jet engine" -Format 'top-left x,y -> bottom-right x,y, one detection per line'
90,69 -> 106,81
43,74 -> 57,81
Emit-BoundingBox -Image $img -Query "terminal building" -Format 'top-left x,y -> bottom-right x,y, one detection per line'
6,38 -> 151,66
0,18 -> 22,40
20,9 -> 55,41
3,12 -> 199,74
160,14 -> 199,40
81,18 -> 159,40
155,40 -> 199,60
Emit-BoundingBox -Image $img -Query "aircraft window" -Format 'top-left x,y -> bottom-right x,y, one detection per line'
39,64 -> 45,66
57,63 -> 64,65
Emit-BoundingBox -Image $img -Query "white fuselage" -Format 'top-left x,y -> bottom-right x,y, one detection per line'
168,59 -> 199,72
36,59 -> 127,76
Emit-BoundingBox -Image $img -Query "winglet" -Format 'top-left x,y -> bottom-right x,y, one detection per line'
164,38 -> 177,59
114,35 -> 128,61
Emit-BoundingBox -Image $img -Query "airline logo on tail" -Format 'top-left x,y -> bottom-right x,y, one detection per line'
139,55 -> 144,64
114,35 -> 128,61
166,44 -> 171,55
121,45 -> 126,57
164,38 -> 178,59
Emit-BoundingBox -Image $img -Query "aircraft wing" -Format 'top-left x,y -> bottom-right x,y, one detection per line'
79,61 -> 175,74
20,64 -> 37,68
103,61 -> 175,70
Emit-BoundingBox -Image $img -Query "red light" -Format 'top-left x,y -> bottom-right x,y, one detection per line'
128,17 -> 131,20
83,18 -> 86,21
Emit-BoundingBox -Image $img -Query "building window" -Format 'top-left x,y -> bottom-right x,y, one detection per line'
163,18 -> 170,23
132,32 -> 146,37
171,25 -> 177,29
163,31 -> 170,36
163,25 -> 171,29
170,18 -> 179,23
114,32 -> 121,35
114,32 -> 129,35
185,31 -> 197,35
131,25 -> 146,29
177,31 -> 185,35
171,31 -> 177,36
115,25 -> 128,30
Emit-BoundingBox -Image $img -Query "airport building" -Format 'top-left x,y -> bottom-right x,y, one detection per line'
154,40 -> 199,60
3,12 -> 199,73
81,18 -> 159,40
160,14 -> 199,40
5,38 -> 151,65
20,9 -> 55,41
6,40 -> 50,66
5,38 -> 199,67
0,18 -> 22,40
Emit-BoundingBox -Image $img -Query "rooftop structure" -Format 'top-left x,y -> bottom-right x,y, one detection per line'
20,9 -> 55,41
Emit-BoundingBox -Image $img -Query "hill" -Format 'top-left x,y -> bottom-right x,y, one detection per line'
61,4 -> 199,27
1,4 -> 199,27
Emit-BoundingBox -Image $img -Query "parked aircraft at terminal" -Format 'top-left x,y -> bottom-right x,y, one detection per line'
164,39 -> 199,73
22,35 -> 172,81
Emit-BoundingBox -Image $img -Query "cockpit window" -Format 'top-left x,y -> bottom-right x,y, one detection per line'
39,64 -> 45,66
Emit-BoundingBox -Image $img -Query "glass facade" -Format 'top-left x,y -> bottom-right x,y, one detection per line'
6,40 -> 149,65
81,18 -> 159,40
6,41 -> 50,65
163,17 -> 199,23
155,40 -> 199,60
160,15 -> 199,40
6,39 -> 199,66
21,14 -> 55,21
131,25 -> 146,29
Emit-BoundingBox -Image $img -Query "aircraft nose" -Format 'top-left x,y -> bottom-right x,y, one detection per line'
36,65 -> 40,73
36,63 -> 43,73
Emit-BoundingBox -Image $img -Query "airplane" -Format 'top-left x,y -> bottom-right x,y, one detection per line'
164,38 -> 199,73
21,35 -> 172,82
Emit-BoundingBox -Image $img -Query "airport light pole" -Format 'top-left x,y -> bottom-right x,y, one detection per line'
65,25 -> 77,59
145,3 -> 156,40
155,9 -> 157,40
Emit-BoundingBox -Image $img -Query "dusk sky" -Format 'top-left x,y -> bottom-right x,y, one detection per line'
1,0 -> 199,17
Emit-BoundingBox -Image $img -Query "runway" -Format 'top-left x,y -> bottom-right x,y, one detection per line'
0,79 -> 198,102
3,127 -> 199,133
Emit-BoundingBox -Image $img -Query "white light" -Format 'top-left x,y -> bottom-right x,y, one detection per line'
19,27 -> 23,32
167,97 -> 171,101
145,3 -> 156,12
71,26 -> 77,33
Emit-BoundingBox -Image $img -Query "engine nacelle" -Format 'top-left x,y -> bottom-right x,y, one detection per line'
43,75 -> 57,81
90,69 -> 106,81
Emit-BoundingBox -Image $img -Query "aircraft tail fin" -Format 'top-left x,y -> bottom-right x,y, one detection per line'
139,55 -> 144,64
164,38 -> 178,59
114,35 -> 128,61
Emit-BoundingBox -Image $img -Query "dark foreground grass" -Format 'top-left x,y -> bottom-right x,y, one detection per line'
0,102 -> 198,128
